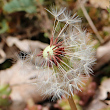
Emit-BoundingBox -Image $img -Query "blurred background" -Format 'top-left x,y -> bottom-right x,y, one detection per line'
0,0 -> 110,110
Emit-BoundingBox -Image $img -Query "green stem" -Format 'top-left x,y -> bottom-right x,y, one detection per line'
68,93 -> 77,110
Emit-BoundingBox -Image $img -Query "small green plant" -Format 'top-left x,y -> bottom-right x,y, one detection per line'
3,0 -> 37,13
0,84 -> 12,108
107,0 -> 110,13
0,20 -> 9,34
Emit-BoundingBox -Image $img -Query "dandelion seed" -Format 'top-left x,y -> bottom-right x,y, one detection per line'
45,7 -> 66,19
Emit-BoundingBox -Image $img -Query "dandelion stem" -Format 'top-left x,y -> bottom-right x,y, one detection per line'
68,93 -> 77,110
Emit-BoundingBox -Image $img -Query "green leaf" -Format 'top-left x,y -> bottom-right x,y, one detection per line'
0,20 -> 9,34
0,84 -> 11,107
0,85 -> 9,92
0,84 -> 11,96
25,6 -> 36,13
39,0 -> 44,4
107,8 -> 110,13
3,0 -> 37,13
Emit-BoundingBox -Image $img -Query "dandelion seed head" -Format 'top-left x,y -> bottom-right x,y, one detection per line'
19,7 -> 96,100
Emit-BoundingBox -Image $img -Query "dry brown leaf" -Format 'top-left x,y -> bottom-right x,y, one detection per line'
97,79 -> 110,101
83,79 -> 110,110
103,26 -> 110,34
89,0 -> 109,9
0,48 -> 6,63
0,36 -> 50,110
97,41 -> 110,59
0,36 -> 48,64
0,60 -> 51,110
84,99 -> 107,110
6,36 -> 48,52
94,41 -> 110,70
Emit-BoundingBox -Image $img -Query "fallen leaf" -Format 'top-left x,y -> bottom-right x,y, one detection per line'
0,60 -> 51,110
98,79 -> 110,101
94,41 -> 110,70
89,0 -> 109,9
0,36 -> 48,64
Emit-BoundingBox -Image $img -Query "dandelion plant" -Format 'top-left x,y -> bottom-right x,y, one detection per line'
19,7 -> 95,110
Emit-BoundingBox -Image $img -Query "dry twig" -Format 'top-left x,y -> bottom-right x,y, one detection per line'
78,0 -> 104,44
